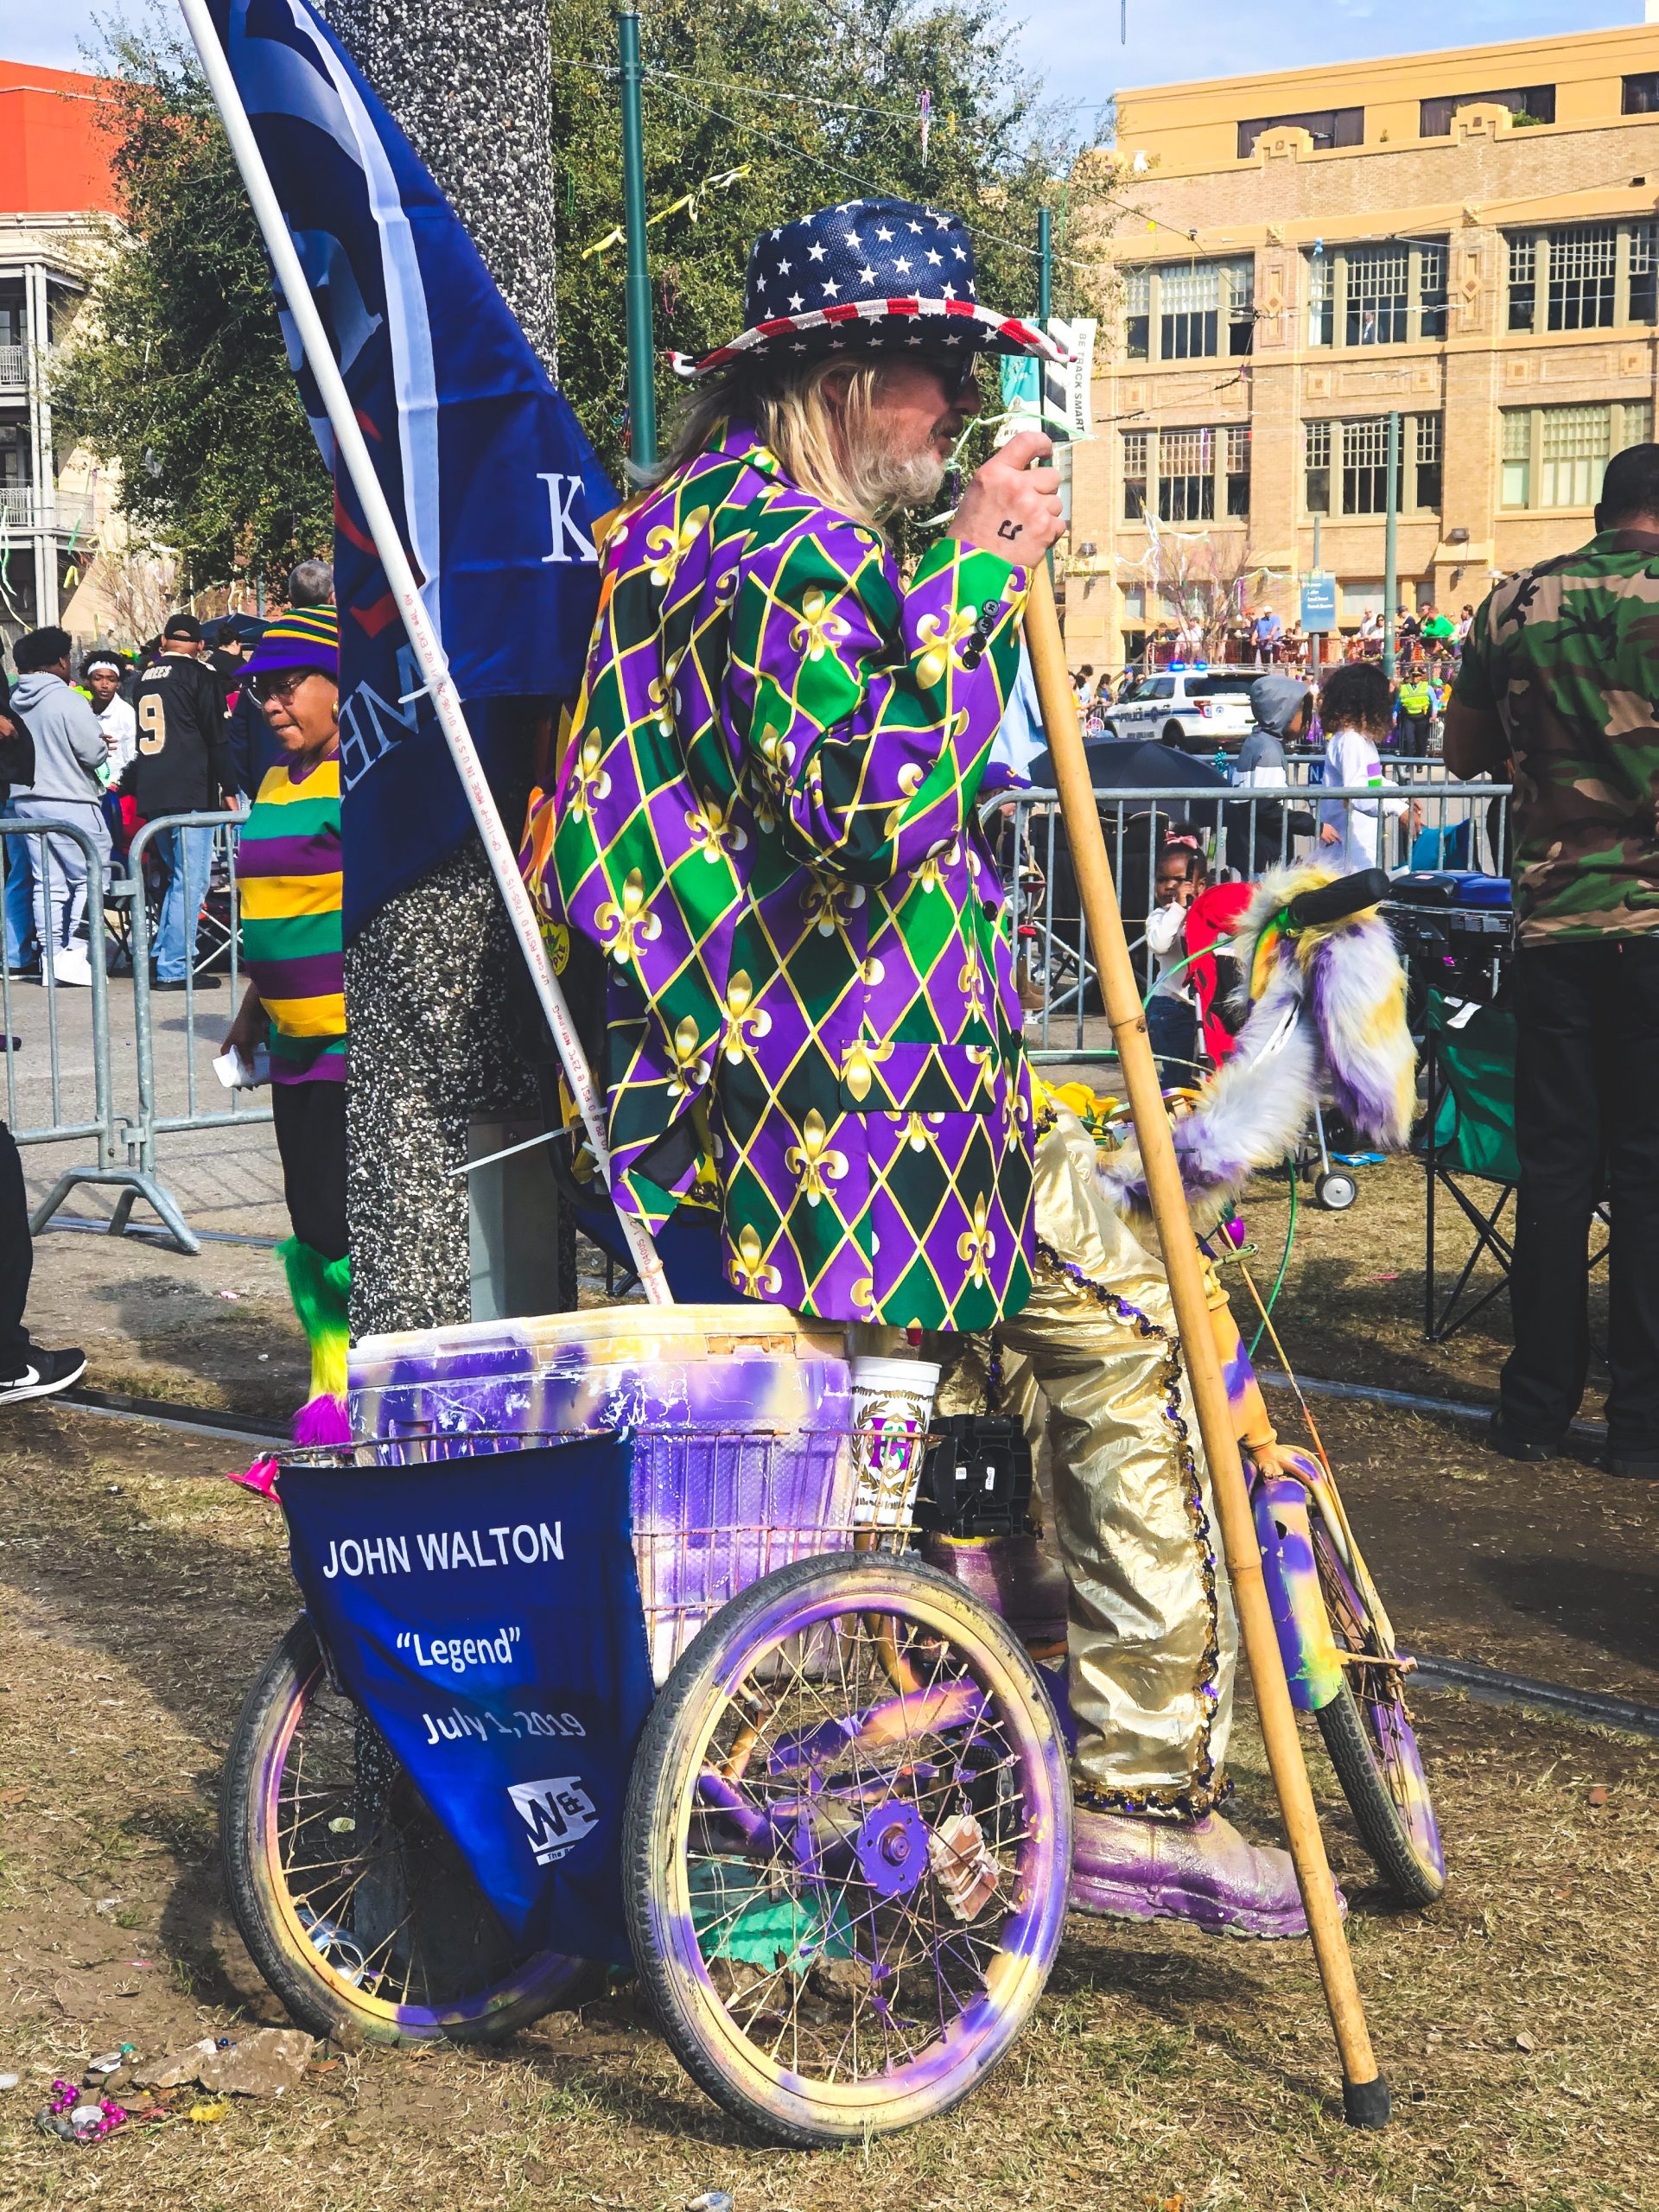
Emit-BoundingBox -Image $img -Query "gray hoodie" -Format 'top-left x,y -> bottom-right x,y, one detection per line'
1234,674 -> 1309,788
9,671 -> 106,807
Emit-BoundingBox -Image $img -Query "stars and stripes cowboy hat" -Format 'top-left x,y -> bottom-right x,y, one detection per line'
671,195 -> 1072,378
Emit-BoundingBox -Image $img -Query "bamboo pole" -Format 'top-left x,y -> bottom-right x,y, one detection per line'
179,0 -> 671,1307
1022,565 -> 1389,2129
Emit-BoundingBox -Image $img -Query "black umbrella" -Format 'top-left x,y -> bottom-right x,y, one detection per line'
1020,741 -> 1233,1007
1027,737 -> 1229,793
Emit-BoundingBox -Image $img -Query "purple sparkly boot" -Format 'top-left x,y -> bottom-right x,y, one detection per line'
1069,1807 -> 1345,1940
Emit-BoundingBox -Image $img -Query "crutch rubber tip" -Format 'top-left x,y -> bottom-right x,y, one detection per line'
1342,2075 -> 1391,2129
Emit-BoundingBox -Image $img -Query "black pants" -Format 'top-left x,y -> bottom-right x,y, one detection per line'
0,1120 -> 32,1373
1502,940 -> 1659,1448
1146,995 -> 1199,1090
270,1080 -> 349,1262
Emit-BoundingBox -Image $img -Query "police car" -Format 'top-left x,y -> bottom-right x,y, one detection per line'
1103,664 -> 1259,754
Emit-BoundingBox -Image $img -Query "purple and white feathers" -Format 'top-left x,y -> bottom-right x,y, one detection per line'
1102,865 -> 1414,1228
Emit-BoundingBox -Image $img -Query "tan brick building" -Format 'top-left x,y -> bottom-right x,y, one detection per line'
1065,22 -> 1659,673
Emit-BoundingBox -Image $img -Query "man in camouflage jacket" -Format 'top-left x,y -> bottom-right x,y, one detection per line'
1448,442 -> 1659,1475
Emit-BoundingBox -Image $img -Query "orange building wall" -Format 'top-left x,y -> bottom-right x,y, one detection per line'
0,61 -> 120,216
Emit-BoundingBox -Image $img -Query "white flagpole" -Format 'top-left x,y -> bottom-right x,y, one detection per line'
179,0 -> 671,1306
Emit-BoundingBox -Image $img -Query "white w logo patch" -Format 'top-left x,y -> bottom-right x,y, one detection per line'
506,1775 -> 598,1866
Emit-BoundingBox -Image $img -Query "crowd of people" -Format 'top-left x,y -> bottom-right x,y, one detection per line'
0,559 -> 334,989
1072,598 -> 1475,752
0,560 -> 346,1424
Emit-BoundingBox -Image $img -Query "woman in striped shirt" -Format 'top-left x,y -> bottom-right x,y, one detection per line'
223,607 -> 349,1441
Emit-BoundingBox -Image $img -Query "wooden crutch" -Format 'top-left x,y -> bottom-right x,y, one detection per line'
1022,568 -> 1390,2129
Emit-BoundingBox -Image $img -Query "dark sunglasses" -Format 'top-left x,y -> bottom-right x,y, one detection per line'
917,351 -> 984,402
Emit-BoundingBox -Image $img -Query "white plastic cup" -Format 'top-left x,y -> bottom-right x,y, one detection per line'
850,1356 -> 941,1528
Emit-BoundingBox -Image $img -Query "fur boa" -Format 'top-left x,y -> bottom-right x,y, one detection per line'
1101,864 -> 1414,1228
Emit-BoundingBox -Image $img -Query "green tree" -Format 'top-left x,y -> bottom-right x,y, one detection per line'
51,25 -> 331,596
550,0 -> 1115,485
57,3 -> 1111,574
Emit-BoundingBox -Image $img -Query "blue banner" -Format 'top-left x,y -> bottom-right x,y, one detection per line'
278,1437 -> 652,1964
210,0 -> 616,933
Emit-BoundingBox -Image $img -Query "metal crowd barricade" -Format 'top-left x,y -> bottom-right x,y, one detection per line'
0,813 -> 124,1166
0,810 -> 193,1243
122,808 -> 270,1248
994,779 -> 1512,1065
3,805 -> 269,1255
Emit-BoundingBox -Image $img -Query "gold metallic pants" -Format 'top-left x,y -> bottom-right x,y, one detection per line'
999,1107 -> 1238,1815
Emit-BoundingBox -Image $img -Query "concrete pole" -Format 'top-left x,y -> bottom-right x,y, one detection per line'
320,0 -> 564,1338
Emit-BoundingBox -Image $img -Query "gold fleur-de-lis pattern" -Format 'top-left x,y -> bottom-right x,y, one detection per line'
645,505 -> 710,588
568,730 -> 611,823
533,420 -> 1036,1330
593,868 -> 661,966
719,969 -> 772,1064
785,1108 -> 849,1207
914,607 -> 978,689
686,793 -> 748,862
667,1016 -> 713,1097
732,1223 -> 781,1296
789,587 -> 852,662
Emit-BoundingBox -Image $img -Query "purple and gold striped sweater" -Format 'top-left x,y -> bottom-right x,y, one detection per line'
238,753 -> 346,1084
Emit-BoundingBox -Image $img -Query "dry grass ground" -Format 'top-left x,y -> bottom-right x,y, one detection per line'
2,1400 -> 1656,2212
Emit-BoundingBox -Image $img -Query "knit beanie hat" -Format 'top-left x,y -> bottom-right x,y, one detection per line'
243,604 -> 339,681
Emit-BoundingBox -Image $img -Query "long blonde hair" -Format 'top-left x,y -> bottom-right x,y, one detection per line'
645,355 -> 930,528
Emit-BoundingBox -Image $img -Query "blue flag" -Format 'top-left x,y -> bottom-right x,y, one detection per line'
211,0 -> 616,933
278,1436 -> 654,1963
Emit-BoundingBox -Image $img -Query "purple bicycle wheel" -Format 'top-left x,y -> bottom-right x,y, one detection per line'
623,1553 -> 1072,2145
220,1618 -> 598,2043
1312,1516 -> 1446,1904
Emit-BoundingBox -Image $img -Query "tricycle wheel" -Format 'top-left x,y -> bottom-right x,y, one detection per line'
1311,1521 -> 1446,1905
623,1551 -> 1071,2145
220,1616 -> 601,2044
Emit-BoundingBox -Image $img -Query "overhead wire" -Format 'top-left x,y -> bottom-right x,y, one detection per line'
654,80 -> 1141,274
550,52 -> 1181,267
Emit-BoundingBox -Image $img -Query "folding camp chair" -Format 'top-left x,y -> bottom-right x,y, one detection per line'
1421,990 -> 1607,1343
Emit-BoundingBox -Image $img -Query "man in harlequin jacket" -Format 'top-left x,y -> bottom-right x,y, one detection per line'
526,197 -> 1319,1942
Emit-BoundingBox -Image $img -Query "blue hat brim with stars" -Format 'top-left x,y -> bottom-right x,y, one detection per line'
671,195 -> 1073,379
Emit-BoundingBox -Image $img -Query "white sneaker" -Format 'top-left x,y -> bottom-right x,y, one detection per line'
44,948 -> 92,987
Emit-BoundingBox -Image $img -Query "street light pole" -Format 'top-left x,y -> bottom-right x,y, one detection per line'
1037,207 -> 1058,592
1382,410 -> 1400,681
1311,512 -> 1322,678
617,8 -> 657,469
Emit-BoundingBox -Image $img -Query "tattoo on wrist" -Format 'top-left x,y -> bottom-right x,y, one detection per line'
996,519 -> 1024,541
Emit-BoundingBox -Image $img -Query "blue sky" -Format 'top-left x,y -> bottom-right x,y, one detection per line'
1026,0 -> 1639,135
0,0 -> 1642,119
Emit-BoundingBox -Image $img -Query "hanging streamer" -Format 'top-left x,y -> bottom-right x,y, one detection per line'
918,86 -> 931,164
582,162 -> 752,260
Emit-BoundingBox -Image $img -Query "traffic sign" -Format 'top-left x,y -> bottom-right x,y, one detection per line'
1300,572 -> 1338,632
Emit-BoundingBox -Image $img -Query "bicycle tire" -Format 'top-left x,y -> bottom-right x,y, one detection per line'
623,1552 -> 1071,2146
220,1616 -> 599,2044
1310,1516 -> 1446,1907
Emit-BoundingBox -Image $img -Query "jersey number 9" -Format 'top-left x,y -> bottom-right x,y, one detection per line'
137,694 -> 166,755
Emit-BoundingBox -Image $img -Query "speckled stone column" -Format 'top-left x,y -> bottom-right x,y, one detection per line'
321,0 -> 560,1338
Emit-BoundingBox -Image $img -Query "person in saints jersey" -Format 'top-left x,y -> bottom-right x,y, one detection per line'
122,613 -> 237,992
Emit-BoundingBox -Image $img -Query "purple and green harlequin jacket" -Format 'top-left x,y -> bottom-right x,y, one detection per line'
523,421 -> 1036,1330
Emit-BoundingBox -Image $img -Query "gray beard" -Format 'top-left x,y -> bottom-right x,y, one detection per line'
850,438 -> 948,519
